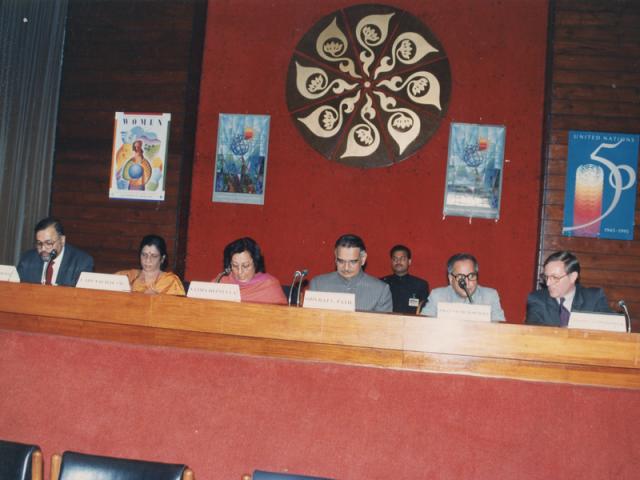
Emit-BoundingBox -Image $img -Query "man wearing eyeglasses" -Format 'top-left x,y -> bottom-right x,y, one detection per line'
525,250 -> 610,326
421,253 -> 505,321
308,234 -> 392,312
17,216 -> 94,287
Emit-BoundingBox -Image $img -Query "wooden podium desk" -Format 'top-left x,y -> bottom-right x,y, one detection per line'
0,282 -> 638,390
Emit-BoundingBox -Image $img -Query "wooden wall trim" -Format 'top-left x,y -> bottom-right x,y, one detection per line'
1,283 -> 638,390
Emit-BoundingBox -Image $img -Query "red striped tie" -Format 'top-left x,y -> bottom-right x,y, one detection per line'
45,259 -> 56,285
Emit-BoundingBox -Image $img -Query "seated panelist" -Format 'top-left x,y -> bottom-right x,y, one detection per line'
17,216 -> 93,287
215,237 -> 287,305
116,235 -> 185,295
308,234 -> 392,313
526,250 -> 610,327
421,253 -> 505,322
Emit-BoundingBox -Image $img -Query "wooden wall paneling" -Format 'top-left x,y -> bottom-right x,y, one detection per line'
50,0 -> 207,278
538,0 -> 640,314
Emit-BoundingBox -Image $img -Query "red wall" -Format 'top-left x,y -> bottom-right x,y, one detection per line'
186,0 -> 549,322
3,330 -> 639,479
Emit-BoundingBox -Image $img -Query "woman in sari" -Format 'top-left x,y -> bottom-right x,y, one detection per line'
215,237 -> 287,305
117,235 -> 185,295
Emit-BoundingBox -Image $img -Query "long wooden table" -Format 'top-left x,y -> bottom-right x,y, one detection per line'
0,282 -> 638,389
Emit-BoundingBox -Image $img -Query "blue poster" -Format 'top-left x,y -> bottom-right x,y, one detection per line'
443,123 -> 506,219
213,114 -> 271,205
563,131 -> 639,240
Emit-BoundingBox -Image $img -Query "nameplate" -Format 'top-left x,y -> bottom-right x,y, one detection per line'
437,302 -> 492,322
187,281 -> 241,302
0,265 -> 20,282
303,291 -> 356,312
76,272 -> 131,292
569,311 -> 627,333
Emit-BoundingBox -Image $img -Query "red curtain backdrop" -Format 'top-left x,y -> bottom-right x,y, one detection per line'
186,0 -> 549,322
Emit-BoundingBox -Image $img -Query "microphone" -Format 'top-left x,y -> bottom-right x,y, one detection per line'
458,277 -> 473,304
214,267 -> 230,283
288,270 -> 302,306
296,269 -> 308,307
619,300 -> 631,333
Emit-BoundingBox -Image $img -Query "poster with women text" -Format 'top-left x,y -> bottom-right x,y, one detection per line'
443,123 -> 506,219
109,112 -> 171,201
213,114 -> 270,205
562,131 -> 639,240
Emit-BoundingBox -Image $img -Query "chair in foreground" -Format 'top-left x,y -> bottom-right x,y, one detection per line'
0,439 -> 43,480
242,470 -> 335,480
50,451 -> 194,480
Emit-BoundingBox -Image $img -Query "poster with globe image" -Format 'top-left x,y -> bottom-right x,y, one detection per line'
443,123 -> 506,219
213,113 -> 270,205
109,112 -> 171,201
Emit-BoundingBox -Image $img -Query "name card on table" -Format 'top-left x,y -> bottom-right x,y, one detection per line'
0,265 -> 20,282
569,312 -> 627,333
187,281 -> 241,302
303,291 -> 356,312
437,302 -> 491,322
76,272 -> 131,292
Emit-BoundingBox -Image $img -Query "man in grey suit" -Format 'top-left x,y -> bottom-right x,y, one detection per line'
17,217 -> 94,287
421,253 -> 505,322
526,250 -> 610,327
309,234 -> 392,313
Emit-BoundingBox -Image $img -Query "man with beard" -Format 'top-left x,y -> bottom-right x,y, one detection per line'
17,217 -> 94,286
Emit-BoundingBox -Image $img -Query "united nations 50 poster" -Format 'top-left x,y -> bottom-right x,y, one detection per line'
562,131 -> 639,240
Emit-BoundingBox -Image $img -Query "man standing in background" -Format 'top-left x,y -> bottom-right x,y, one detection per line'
381,244 -> 429,314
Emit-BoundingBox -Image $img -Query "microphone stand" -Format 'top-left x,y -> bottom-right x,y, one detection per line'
458,277 -> 473,304
619,300 -> 632,333
288,271 -> 302,306
214,268 -> 230,283
296,269 -> 308,307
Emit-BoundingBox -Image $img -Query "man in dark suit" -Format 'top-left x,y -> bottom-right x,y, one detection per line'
526,250 -> 610,327
381,244 -> 429,314
17,217 -> 94,287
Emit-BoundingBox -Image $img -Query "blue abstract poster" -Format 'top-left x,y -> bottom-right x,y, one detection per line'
562,131 -> 639,240
443,123 -> 506,219
213,114 -> 271,205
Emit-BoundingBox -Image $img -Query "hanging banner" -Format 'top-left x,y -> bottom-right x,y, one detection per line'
213,114 -> 271,205
562,131 -> 639,240
109,112 -> 171,201
443,123 -> 506,219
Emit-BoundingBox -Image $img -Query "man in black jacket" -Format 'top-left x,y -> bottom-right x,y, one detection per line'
526,250 -> 610,326
17,217 -> 94,287
381,244 -> 429,314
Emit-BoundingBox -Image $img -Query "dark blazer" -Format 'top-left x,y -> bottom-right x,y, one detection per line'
17,244 -> 94,287
525,283 -> 611,326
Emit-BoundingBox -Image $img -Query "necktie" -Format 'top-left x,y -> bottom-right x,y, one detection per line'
559,297 -> 570,327
45,259 -> 55,285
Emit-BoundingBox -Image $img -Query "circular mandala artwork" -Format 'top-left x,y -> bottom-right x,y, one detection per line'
286,4 -> 451,168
